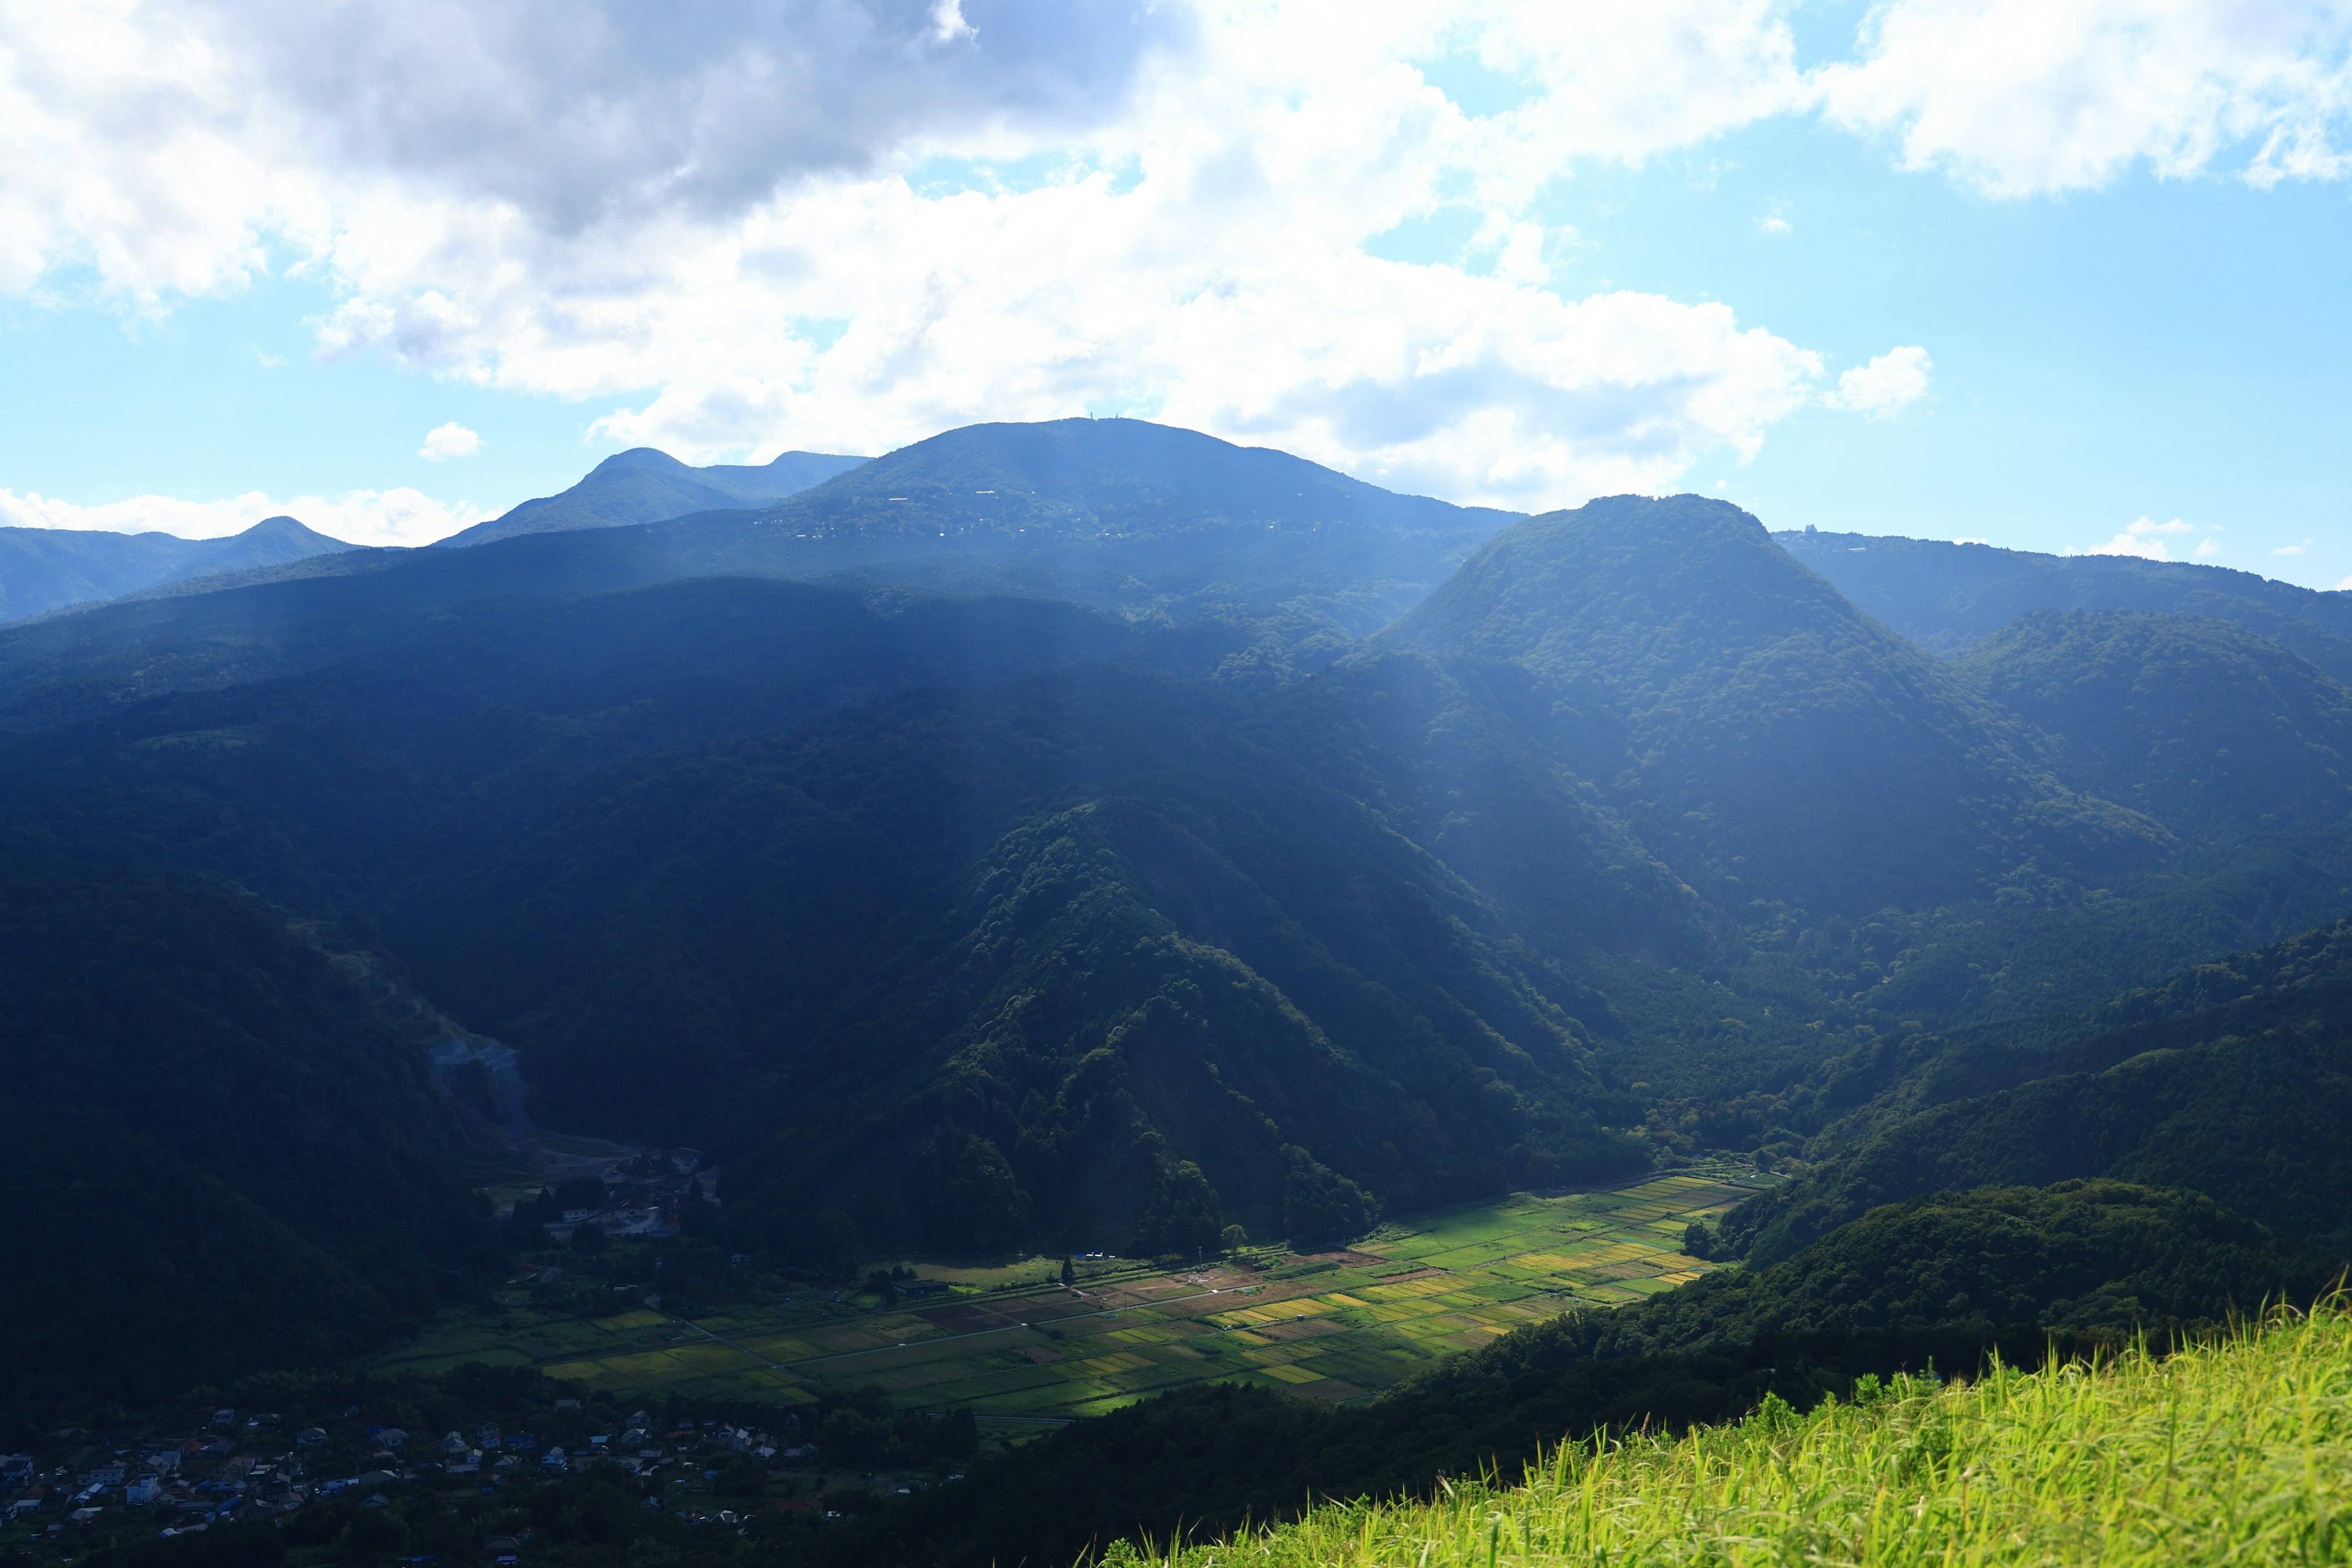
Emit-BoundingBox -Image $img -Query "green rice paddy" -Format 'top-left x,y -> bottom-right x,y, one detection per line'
373,1169 -> 1766,1420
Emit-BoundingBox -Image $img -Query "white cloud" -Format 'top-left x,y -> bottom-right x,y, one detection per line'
1758,214 -> 1792,234
2071,532 -> 2171,560
1817,0 -> 2352,197
420,420 -> 482,461
1,0 -> 2348,516
2274,543 -> 2308,556
0,484 -> 475,547
1824,345 -> 1932,418
2128,515 -> 2193,535
2196,535 -> 2222,557
2337,574 -> 2352,590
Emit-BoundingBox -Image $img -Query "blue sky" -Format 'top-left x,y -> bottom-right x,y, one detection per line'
1,1 -> 2346,589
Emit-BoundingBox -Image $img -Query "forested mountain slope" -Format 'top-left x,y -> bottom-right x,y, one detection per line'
1378,495 -> 2164,913
393,662 -> 1659,1254
1962,609 -> 2352,834
0,855 -> 493,1404
1780,528 -> 2352,679
1719,914 -> 2352,1263
0,514 -> 352,624
439,447 -> 867,548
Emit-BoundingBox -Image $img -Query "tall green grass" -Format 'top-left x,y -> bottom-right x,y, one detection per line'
1107,1305 -> 2352,1566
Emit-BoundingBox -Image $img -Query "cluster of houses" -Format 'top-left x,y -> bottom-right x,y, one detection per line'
4,1402 -> 821,1547
4,1414 -> 312,1537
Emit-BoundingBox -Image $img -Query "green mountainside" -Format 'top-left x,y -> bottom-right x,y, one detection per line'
1378,494 -> 2164,913
1779,527 -> 2352,679
439,448 -> 868,548
0,856 -> 492,1405
392,663 -> 1656,1251
1719,913 -> 2352,1264
0,515 -> 353,624
1962,609 -> 2352,833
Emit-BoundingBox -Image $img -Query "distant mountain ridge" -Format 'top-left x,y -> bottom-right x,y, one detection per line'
1780,528 -> 2352,681
0,513 -> 352,623
439,445 -> 869,547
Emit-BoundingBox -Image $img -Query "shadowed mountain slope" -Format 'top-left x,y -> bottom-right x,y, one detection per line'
1780,529 -> 2352,680
1719,913 -> 2352,1264
439,447 -> 867,548
1963,610 -> 2352,834
392,662 -> 1663,1253
0,514 -> 353,624
1376,495 -> 2166,913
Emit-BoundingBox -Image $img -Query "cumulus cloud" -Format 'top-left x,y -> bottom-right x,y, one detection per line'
2066,515 -> 2209,560
2073,532 -> 2173,560
1825,345 -> 1932,418
0,484 -> 475,547
420,421 -> 482,461
1817,0 -> 2352,195
2,0 -> 2349,515
2197,536 -> 2222,557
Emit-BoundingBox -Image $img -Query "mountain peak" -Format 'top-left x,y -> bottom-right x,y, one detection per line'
238,515 -> 346,546
1379,491 -> 2165,910
587,447 -> 694,477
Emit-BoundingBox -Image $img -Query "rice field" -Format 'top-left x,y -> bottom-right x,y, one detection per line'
1107,1302 -> 2352,1567
375,1168 -> 1765,1419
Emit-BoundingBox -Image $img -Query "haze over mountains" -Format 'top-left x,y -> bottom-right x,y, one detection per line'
4,417 -> 2351,1567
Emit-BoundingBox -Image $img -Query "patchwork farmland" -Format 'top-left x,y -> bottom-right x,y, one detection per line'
375,1170 -> 1766,1420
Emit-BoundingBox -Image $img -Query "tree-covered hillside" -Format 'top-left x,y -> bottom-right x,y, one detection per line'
0,856 -> 494,1407
1378,494 -> 2164,913
1962,609 -> 2352,833
1780,528 -> 2352,679
1721,914 -> 2352,1263
393,662 -> 1656,1253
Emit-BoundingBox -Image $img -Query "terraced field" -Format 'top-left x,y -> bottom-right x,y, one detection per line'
375,1170 -> 1766,1420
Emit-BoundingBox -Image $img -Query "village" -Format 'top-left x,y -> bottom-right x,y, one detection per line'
1,1392 -> 947,1561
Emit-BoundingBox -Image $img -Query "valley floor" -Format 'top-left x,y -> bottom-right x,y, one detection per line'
374,1170 -> 1766,1422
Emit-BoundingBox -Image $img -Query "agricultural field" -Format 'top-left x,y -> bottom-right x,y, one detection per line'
374,1169 -> 1766,1421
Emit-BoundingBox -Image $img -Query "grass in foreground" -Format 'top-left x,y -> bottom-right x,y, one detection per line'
1110,1303 -> 2352,1566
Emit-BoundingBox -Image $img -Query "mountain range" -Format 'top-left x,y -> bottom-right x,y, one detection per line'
0,513 -> 351,623
437,446 -> 868,547
2,417 -> 2350,1526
